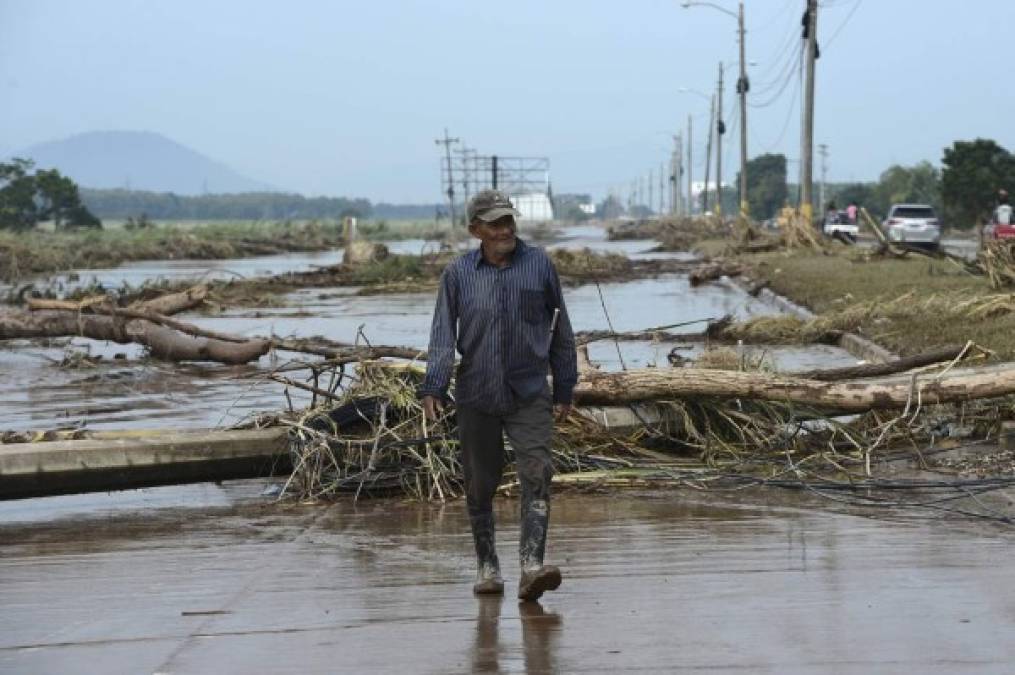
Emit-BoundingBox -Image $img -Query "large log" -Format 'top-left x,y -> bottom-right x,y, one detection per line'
0,308 -> 271,364
572,362 -> 1015,412
26,284 -> 209,316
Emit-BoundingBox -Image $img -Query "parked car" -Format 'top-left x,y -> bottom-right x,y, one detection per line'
823,210 -> 858,241
985,220 -> 1015,241
882,204 -> 941,250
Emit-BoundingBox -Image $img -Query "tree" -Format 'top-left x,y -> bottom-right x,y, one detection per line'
0,159 -> 40,231
0,159 -> 101,230
596,194 -> 625,219
871,162 -> 940,218
941,139 -> 1015,229
831,182 -> 875,212
737,154 -> 787,220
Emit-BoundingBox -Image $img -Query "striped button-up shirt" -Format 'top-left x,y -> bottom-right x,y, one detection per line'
419,239 -> 578,416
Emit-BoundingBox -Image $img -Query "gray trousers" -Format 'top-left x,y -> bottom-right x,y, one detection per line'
457,387 -> 554,569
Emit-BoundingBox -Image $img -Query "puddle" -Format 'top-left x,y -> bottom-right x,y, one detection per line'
1,487 -> 1012,673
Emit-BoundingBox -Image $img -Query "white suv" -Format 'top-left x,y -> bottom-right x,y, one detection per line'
882,204 -> 941,250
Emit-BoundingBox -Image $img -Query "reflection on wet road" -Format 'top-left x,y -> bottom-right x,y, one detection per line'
1,485 -> 1013,673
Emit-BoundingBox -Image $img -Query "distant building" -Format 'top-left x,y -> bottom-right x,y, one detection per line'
511,192 -> 554,221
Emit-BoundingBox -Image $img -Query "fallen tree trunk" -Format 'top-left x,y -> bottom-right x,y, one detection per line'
795,344 -> 972,381
2,284 -> 269,364
0,308 -> 271,364
573,362 -> 1015,412
3,285 -> 422,365
26,285 -> 209,316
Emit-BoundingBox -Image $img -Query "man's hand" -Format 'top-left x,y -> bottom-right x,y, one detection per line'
422,395 -> 445,421
553,403 -> 572,422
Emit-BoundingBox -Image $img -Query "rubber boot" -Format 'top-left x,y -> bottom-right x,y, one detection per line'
470,513 -> 504,595
517,499 -> 561,601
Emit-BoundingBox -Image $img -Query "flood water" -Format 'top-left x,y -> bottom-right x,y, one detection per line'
1,483 -> 1013,674
0,223 -> 860,431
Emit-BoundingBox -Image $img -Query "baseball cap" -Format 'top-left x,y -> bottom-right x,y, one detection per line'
467,189 -> 521,223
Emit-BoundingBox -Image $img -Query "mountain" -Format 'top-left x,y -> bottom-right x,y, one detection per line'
15,130 -> 275,195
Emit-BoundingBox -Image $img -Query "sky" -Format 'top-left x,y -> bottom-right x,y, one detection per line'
2,0 -> 1013,203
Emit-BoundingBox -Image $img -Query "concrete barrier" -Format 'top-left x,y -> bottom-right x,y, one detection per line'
0,428 -> 290,500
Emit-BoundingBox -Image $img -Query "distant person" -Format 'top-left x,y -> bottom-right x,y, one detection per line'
994,190 -> 1013,225
419,189 -> 578,602
846,202 -> 858,224
825,202 -> 838,225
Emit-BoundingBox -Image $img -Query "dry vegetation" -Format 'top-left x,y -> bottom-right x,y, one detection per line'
736,250 -> 1015,358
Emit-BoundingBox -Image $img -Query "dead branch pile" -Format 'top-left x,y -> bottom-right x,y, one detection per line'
0,284 -> 425,365
981,241 -> 1015,289
779,211 -> 826,250
255,337 -> 1015,516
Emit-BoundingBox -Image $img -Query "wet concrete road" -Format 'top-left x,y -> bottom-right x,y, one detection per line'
2,485 -> 1014,674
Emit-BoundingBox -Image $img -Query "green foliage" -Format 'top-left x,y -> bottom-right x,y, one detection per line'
124,213 -> 155,230
941,139 -> 1015,229
0,158 -> 39,230
0,158 -> 101,230
737,153 -> 787,220
872,161 -> 940,217
344,254 -> 424,285
829,182 -> 875,211
79,188 -> 371,221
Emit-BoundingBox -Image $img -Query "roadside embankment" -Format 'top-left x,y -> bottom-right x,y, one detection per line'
734,249 -> 1015,359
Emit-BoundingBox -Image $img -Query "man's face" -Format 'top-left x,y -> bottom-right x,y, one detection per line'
469,215 -> 517,256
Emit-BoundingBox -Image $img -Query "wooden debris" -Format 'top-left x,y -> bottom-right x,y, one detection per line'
689,260 -> 744,286
573,362 -> 1015,412
795,344 -> 975,381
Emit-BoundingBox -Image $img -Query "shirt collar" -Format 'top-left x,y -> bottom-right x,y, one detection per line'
471,238 -> 528,269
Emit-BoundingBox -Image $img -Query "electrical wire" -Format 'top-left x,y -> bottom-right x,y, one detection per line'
823,0 -> 863,49
758,50 -> 803,152
750,41 -> 803,109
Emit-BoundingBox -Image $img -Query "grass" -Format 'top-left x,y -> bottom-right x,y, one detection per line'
0,218 -> 459,282
739,249 -> 1015,359
0,220 -> 351,282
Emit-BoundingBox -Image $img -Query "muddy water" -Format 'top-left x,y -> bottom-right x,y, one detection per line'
0,224 -> 858,431
1,484 -> 1013,674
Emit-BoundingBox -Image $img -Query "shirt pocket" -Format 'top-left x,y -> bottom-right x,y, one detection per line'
521,289 -> 545,325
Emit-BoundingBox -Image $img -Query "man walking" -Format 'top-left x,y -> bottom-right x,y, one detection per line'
419,189 -> 578,601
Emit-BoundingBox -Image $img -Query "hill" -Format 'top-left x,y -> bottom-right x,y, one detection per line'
16,130 -> 274,195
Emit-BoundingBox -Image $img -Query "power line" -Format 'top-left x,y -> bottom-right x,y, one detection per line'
824,0 -> 862,49
750,41 -> 803,109
760,61 -> 802,152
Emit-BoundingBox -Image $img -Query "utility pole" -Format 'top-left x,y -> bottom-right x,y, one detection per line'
800,0 -> 819,221
736,1 -> 749,218
703,93 -> 716,213
648,168 -> 654,215
716,62 -> 724,219
673,133 -> 684,216
435,128 -> 459,226
818,143 -> 828,212
456,145 -> 474,214
687,114 -> 693,215
659,162 -> 665,214
683,1 -> 749,216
